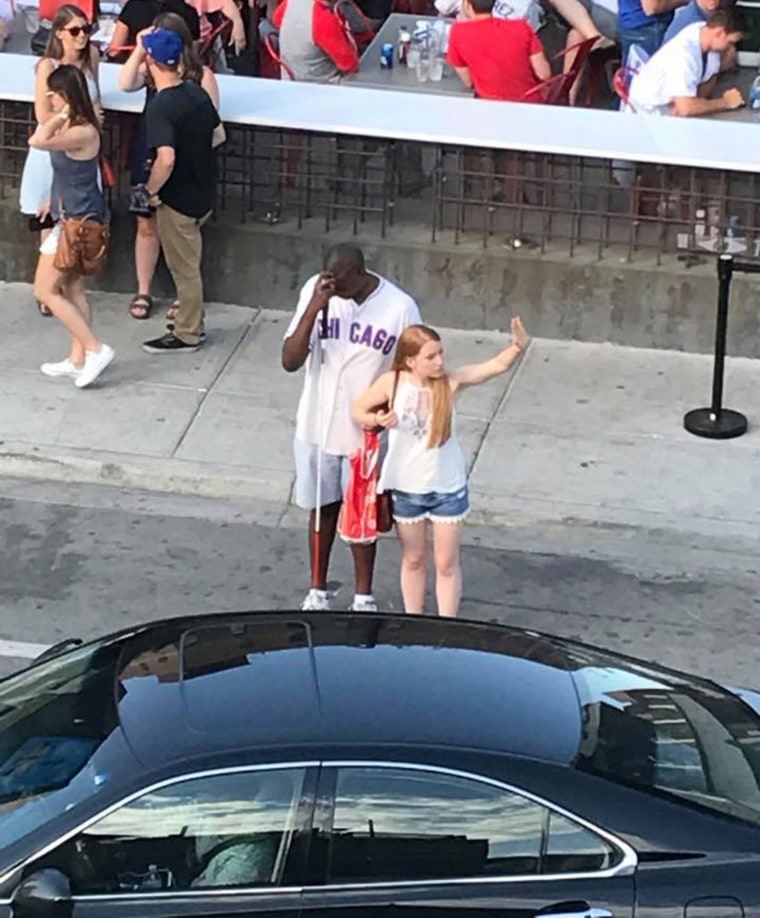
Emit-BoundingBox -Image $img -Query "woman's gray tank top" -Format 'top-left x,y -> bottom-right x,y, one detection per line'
50,151 -> 105,221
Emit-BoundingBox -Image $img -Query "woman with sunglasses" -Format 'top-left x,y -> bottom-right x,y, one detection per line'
28,65 -> 114,389
19,4 -> 103,317
118,12 -> 223,322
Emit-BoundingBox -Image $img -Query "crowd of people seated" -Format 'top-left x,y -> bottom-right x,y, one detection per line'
3,0 -> 753,112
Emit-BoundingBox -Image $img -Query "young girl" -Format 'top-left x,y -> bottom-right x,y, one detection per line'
118,13 -> 223,321
19,4 -> 102,316
29,64 -> 114,389
353,317 -> 529,618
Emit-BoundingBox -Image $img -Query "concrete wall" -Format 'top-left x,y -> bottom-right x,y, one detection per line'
4,204 -> 760,358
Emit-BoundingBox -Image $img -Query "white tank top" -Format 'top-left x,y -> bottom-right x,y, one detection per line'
378,379 -> 467,495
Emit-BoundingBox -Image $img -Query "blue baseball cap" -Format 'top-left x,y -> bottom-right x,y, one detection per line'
143,28 -> 184,67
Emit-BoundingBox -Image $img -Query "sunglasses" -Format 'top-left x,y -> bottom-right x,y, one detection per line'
62,23 -> 92,36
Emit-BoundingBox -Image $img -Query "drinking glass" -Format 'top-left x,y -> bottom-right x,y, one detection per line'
429,55 -> 443,81
415,54 -> 430,82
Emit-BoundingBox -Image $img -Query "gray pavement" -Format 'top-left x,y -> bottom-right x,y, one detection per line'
0,478 -> 759,686
3,280 -> 760,544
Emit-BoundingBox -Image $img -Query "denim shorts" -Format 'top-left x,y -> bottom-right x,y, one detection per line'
392,487 -> 470,524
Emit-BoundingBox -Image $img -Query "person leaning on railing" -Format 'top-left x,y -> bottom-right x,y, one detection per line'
627,7 -> 746,115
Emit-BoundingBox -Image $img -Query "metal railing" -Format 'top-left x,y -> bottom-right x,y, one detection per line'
2,99 -> 758,265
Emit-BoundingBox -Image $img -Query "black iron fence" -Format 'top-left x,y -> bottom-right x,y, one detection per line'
2,98 -> 758,264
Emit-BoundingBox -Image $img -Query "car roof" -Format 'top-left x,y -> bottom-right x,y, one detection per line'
113,612 -> 585,769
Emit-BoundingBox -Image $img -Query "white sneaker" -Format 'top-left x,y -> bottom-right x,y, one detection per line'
349,596 -> 378,613
75,344 -> 114,389
40,358 -> 81,379
300,590 -> 331,611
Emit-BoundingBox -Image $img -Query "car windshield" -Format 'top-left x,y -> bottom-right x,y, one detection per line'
0,641 -> 123,854
570,647 -> 760,827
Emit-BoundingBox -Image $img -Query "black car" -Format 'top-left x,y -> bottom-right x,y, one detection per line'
1,612 -> 760,918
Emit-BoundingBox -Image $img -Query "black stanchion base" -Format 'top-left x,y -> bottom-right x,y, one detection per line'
683,408 -> 748,439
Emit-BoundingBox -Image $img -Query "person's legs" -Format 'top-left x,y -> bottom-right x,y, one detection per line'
308,501 -> 342,590
396,521 -> 428,614
349,542 -> 378,607
295,440 -> 345,608
550,0 -> 600,39
34,254 -> 101,355
131,215 -> 160,317
432,521 -> 464,617
62,274 -> 93,368
155,204 -> 205,343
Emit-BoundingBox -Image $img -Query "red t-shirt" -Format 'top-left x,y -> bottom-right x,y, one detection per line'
446,17 -> 544,102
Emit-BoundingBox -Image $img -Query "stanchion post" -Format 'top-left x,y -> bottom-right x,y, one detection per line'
684,253 -> 748,439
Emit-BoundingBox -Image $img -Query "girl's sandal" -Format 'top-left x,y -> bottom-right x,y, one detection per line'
166,299 -> 180,322
37,300 -> 52,317
129,294 -> 153,320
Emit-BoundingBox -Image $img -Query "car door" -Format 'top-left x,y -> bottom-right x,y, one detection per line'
300,762 -> 636,918
2,763 -> 318,918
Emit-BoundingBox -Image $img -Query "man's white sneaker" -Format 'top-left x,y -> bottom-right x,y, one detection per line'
75,344 -> 114,389
349,596 -> 378,613
300,590 -> 331,611
40,358 -> 81,379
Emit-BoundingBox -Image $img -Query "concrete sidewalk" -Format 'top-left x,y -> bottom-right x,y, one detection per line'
3,280 -> 760,539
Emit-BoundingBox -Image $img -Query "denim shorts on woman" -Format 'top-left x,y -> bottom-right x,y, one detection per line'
391,487 -> 470,524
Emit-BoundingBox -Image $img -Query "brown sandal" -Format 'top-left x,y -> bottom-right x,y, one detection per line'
166,299 -> 180,322
129,294 -> 153,320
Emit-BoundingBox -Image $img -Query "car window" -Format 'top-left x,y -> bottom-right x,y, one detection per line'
570,656 -> 760,827
32,768 -> 307,894
328,766 -> 617,884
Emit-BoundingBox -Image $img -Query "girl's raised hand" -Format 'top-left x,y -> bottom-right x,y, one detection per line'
511,316 -> 529,351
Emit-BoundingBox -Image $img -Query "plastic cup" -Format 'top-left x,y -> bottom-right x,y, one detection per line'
416,56 -> 430,82
429,56 -> 443,81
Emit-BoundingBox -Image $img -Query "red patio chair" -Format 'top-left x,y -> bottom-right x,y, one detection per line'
612,65 -> 638,112
264,30 -> 294,80
199,13 -> 234,69
333,0 -> 375,51
521,70 -> 577,105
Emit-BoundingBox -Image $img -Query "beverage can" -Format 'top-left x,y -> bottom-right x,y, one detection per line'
381,42 -> 394,68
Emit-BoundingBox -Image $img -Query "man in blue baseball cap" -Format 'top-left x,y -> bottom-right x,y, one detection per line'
137,27 -> 221,354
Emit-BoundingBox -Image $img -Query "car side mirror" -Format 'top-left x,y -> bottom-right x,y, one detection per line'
11,869 -> 73,918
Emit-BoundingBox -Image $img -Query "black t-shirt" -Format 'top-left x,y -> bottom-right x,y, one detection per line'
145,80 -> 220,218
118,0 -> 200,42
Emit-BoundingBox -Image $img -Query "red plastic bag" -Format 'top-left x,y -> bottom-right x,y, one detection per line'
338,430 -> 383,545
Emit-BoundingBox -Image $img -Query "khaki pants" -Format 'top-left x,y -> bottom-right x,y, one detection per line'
156,203 -> 208,344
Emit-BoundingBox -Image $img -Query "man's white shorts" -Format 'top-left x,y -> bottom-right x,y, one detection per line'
294,439 -> 351,511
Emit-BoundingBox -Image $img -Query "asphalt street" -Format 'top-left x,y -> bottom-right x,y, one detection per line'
0,477 -> 757,686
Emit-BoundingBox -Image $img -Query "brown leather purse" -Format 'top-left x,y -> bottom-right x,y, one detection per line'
54,215 -> 110,276
376,370 -> 400,533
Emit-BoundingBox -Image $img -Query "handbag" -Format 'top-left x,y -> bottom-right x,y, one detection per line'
375,369 -> 400,534
338,429 -> 384,545
53,214 -> 110,276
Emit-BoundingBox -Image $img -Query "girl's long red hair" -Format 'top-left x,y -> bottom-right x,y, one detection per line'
392,325 -> 452,450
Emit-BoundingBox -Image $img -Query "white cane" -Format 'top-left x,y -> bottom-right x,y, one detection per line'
310,305 -> 329,592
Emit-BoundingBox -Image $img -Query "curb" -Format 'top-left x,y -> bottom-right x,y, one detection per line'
2,445 -> 758,544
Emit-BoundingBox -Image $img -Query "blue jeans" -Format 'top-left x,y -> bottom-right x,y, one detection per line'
392,487 -> 470,524
619,16 -> 672,65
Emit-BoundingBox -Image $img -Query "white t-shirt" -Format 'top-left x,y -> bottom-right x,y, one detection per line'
285,274 -> 422,456
434,0 -> 543,31
628,22 -> 720,115
378,379 -> 467,494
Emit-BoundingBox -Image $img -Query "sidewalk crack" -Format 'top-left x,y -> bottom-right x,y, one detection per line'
170,309 -> 261,459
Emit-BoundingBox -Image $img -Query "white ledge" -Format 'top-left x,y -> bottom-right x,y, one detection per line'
2,52 -> 757,173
